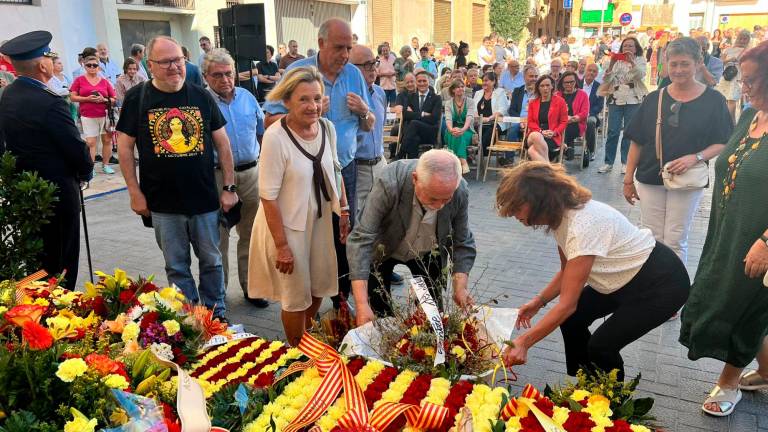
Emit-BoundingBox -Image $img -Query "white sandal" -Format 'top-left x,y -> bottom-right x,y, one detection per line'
739,370 -> 768,391
702,386 -> 742,417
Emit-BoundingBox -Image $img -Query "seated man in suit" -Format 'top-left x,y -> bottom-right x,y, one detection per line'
347,149 -> 476,323
581,63 -> 604,161
398,69 -> 442,159
506,64 -> 538,140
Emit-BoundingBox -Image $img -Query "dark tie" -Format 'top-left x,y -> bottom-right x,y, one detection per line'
419,94 -> 425,111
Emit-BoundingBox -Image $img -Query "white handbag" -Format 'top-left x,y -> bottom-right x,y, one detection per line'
655,87 -> 709,190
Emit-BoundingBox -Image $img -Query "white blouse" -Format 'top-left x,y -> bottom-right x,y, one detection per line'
258,118 -> 340,231
553,200 -> 656,294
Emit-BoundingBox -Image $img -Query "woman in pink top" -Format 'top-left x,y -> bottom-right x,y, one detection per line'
377,44 -> 397,106
70,55 -> 117,174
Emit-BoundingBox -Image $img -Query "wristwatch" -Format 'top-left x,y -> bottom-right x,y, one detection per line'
222,184 -> 238,193
695,151 -> 705,162
760,234 -> 768,247
359,111 -> 370,121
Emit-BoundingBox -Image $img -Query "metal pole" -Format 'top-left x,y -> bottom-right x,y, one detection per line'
79,186 -> 94,284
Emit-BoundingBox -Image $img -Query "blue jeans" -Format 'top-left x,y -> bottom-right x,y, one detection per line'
604,103 -> 639,165
152,210 -> 226,316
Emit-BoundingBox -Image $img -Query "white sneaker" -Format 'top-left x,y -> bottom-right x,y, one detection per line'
597,164 -> 613,173
621,164 -> 627,174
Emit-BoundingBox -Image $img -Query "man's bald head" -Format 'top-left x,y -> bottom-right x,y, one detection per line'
413,149 -> 462,211
349,45 -> 374,64
350,45 -> 377,85
318,18 -> 351,41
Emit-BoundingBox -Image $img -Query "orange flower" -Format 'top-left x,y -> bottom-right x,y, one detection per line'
5,304 -> 46,328
185,305 -> 228,340
22,322 -> 53,350
123,340 -> 140,355
85,353 -> 122,376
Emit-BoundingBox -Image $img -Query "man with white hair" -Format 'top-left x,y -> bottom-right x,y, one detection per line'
347,149 -> 476,325
203,48 -> 269,308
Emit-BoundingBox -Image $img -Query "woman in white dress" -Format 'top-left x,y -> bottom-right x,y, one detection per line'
716,30 -> 751,122
248,66 -> 350,346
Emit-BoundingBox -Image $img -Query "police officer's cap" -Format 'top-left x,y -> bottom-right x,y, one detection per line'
0,31 -> 58,61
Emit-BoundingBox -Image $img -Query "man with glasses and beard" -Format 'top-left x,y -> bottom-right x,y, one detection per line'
116,36 -> 238,321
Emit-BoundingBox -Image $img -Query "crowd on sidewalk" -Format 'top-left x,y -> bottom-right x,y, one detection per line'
1,17 -> 767,422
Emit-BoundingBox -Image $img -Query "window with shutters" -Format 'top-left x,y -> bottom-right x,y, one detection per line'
472,3 -> 486,48
433,0 -> 452,45
370,0 -> 393,46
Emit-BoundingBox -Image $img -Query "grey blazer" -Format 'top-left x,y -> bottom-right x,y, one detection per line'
346,159 -> 476,281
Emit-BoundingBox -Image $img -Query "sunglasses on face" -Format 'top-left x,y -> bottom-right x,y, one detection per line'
85,63 -> 99,68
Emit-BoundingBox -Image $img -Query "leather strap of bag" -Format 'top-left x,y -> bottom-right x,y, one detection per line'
655,87 -> 665,175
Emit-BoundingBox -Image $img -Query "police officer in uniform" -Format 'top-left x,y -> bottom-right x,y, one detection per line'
0,31 -> 93,288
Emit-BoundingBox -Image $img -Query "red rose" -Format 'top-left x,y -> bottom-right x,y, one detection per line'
533,397 -> 555,418
118,289 -> 136,305
21,321 -> 53,350
519,415 -> 546,432
254,371 -> 275,387
140,311 -> 160,330
562,411 -> 596,432
412,348 -> 425,361
92,297 -> 107,316
4,304 -> 46,327
606,420 -> 634,432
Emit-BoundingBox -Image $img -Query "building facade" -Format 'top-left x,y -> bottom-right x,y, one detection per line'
689,0 -> 768,33
528,0 -> 573,39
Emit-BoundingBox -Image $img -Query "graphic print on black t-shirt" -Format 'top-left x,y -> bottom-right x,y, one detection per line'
148,106 -> 205,157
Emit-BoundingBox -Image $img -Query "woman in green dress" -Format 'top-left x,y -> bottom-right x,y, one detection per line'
443,79 -> 476,174
679,41 -> 768,417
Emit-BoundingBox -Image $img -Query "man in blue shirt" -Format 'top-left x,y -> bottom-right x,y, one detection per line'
96,43 -> 121,85
203,48 -> 269,308
349,45 -> 386,220
499,58 -> 524,93
507,64 -> 538,141
182,46 -> 204,87
263,18 -> 374,222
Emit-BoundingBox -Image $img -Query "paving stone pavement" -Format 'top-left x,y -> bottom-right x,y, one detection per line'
75,150 -> 766,432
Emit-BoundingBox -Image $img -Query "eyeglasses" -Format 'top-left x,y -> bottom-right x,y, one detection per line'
562,80 -> 576,85
353,61 -> 379,71
149,57 -> 185,69
669,101 -> 681,127
209,71 -> 234,80
84,63 -> 99,68
737,77 -> 755,91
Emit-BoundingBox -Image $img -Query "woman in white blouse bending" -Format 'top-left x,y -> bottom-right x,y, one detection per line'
248,66 -> 350,346
496,162 -> 689,380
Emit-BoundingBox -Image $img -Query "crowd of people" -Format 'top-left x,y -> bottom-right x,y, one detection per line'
0,17 -> 767,422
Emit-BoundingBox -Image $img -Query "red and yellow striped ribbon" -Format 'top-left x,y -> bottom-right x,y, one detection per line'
367,400 -> 448,430
14,270 -> 48,303
500,384 -> 543,420
282,333 -> 369,432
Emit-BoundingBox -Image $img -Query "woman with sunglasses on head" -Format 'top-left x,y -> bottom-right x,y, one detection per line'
622,37 -> 733,266
678,40 -> 768,417
70,55 -> 117,175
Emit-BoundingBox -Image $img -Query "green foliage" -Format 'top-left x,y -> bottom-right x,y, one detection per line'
489,0 -> 531,41
0,152 -> 57,281
208,383 -> 268,431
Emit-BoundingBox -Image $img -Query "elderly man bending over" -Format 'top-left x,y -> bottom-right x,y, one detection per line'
347,149 -> 476,325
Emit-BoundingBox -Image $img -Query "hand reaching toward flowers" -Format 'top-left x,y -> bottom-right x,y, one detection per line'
452,272 -> 474,308
515,298 -> 543,330
502,341 -> 528,366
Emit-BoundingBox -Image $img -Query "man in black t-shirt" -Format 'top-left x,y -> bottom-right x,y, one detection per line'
116,36 -> 238,320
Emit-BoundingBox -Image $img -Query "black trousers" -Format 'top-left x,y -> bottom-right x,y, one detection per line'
367,253 -> 444,316
559,242 -> 690,380
399,120 -> 438,159
39,207 -> 80,290
331,214 -> 352,309
585,115 -> 599,154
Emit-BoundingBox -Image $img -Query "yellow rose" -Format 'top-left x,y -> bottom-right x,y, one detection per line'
162,320 -> 181,336
103,374 -> 129,390
122,322 -> 140,342
56,358 -> 88,382
63,408 -> 97,432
